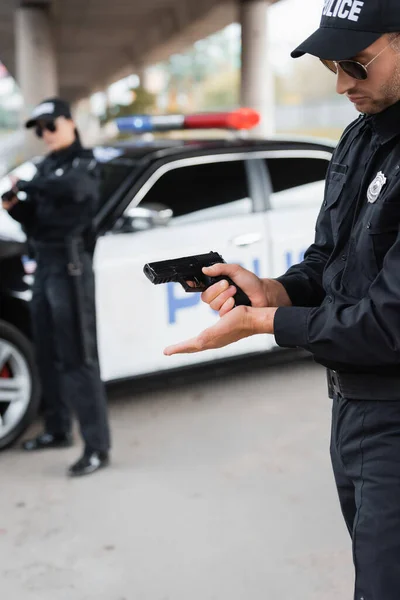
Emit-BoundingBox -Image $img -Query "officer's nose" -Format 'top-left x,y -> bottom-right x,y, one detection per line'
336,66 -> 357,96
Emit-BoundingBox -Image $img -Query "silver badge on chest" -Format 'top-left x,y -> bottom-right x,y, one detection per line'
367,171 -> 387,203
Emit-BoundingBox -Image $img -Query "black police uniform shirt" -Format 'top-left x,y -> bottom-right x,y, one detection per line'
8,139 -> 100,246
274,99 -> 400,376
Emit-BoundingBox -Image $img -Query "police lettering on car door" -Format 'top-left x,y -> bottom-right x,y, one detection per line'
166,251 -> 307,325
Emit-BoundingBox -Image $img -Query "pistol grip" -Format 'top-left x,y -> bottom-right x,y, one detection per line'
203,275 -> 252,307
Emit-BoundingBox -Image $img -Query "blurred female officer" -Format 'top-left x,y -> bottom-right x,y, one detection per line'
1,97 -> 110,477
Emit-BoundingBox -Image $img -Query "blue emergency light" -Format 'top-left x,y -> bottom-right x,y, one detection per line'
116,109 -> 260,134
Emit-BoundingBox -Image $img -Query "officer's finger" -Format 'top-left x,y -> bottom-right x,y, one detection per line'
201,278 -> 230,304
208,285 -> 236,312
219,297 -> 235,317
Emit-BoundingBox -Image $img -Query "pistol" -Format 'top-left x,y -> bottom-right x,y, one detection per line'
143,251 -> 251,307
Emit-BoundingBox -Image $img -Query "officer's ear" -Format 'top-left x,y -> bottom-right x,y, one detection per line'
387,32 -> 400,52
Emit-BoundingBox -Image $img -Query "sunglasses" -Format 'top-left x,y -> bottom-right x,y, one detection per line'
320,34 -> 400,81
35,120 -> 57,138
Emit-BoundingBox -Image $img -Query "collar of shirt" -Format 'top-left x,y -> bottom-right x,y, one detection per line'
48,138 -> 82,163
364,99 -> 400,145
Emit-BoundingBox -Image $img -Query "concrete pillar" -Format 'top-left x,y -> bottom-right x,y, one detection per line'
72,97 -> 106,147
15,3 -> 58,157
136,66 -> 151,91
240,0 -> 275,137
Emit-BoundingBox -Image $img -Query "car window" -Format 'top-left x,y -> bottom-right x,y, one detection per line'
266,157 -> 329,211
98,160 -> 136,208
139,159 -> 253,226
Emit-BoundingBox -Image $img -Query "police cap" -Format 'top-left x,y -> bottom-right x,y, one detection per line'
292,0 -> 400,61
25,98 -> 72,129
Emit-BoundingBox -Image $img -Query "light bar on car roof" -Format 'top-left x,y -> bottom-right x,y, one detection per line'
115,108 -> 260,133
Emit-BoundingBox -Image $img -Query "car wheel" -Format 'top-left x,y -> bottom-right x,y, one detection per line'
0,320 -> 40,450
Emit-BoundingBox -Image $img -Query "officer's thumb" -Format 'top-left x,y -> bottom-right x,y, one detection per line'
203,264 -> 225,276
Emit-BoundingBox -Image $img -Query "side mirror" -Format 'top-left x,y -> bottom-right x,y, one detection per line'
116,202 -> 173,232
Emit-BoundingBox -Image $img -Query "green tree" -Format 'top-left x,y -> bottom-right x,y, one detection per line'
101,86 -> 156,125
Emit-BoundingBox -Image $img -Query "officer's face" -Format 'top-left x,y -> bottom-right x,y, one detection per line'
335,35 -> 400,115
39,117 -> 76,152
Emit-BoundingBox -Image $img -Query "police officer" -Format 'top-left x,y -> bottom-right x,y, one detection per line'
2,98 -> 110,477
163,2 -> 400,598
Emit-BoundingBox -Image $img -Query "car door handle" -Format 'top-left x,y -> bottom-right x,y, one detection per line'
230,233 -> 262,247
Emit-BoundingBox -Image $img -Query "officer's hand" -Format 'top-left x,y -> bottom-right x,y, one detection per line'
1,195 -> 18,211
201,263 -> 292,317
164,305 -> 278,356
201,263 -> 269,316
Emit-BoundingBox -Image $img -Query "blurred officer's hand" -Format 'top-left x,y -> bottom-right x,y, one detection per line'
200,263 -> 292,317
1,190 -> 19,211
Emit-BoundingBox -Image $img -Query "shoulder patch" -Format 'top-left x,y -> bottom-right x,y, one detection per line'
93,146 -> 124,163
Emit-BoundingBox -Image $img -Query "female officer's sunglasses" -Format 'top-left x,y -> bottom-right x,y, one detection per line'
320,34 -> 400,81
35,120 -> 57,138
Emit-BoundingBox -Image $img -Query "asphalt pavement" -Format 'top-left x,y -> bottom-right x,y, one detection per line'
0,356 -> 353,600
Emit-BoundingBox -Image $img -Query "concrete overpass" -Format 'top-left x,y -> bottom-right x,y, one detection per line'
0,0 -> 281,153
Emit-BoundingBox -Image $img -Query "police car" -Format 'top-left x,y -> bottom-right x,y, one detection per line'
0,109 -> 335,449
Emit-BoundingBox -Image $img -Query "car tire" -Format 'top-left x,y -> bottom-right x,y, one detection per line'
0,320 -> 40,450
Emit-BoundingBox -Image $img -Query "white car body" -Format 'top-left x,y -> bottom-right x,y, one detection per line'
0,139 -> 335,382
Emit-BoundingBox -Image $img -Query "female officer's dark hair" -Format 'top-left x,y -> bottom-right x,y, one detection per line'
74,127 -> 82,145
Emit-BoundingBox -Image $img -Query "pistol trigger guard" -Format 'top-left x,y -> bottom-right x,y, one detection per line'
180,279 -> 201,293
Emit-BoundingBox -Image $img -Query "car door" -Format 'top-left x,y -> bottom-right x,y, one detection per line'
94,154 -> 274,381
260,150 -> 332,278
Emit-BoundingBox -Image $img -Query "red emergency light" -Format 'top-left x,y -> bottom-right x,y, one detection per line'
184,108 -> 260,130
116,108 -> 261,133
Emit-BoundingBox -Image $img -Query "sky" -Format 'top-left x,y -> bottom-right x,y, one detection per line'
269,0 -> 322,45
268,0 -> 323,73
